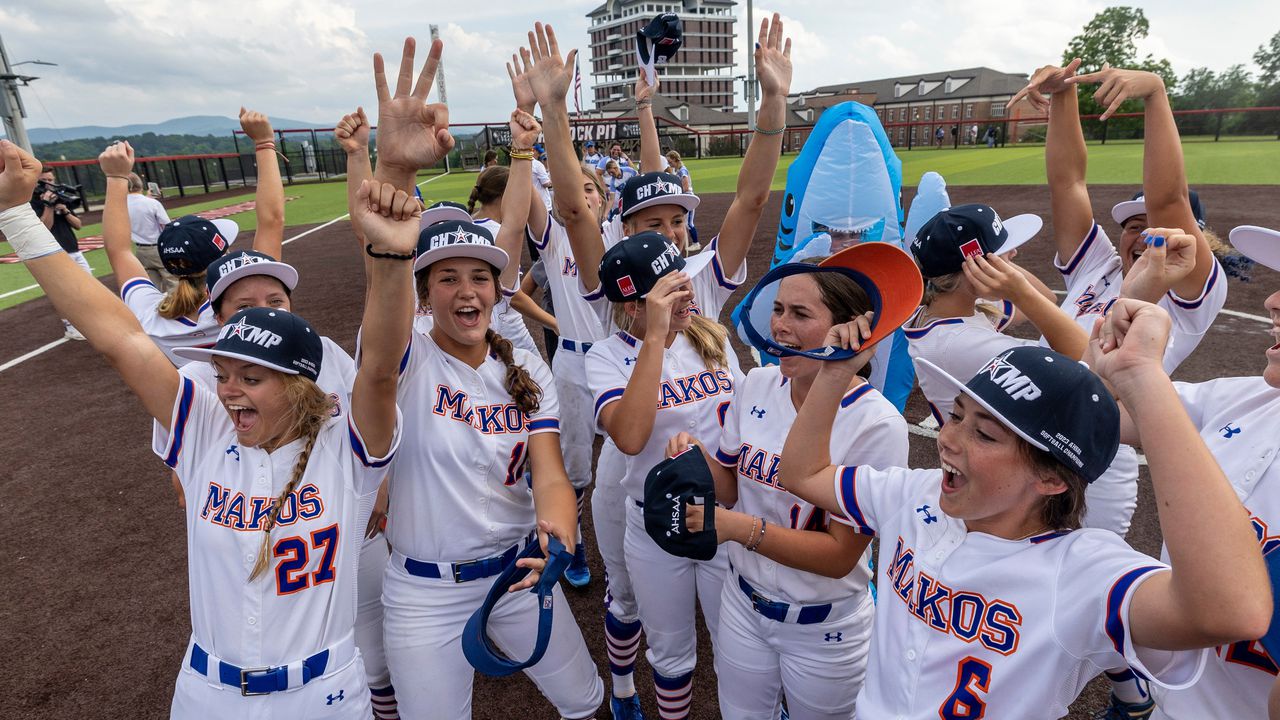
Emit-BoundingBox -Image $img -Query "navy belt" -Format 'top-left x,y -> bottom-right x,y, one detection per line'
402,535 -> 533,583
559,338 -> 593,353
189,643 -> 329,696
737,574 -> 832,625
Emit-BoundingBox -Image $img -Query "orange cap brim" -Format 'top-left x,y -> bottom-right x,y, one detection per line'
818,242 -> 925,348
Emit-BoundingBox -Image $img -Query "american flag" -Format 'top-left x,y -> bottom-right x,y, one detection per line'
573,56 -> 582,115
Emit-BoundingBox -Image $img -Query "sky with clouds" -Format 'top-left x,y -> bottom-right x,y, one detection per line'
4,0 -> 1279,134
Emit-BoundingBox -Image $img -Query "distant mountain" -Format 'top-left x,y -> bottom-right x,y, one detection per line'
24,115 -> 325,144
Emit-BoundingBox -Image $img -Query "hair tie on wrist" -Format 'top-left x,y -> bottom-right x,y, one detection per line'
365,244 -> 415,261
106,174 -> 130,181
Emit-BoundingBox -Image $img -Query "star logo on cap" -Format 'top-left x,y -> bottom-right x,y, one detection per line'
224,317 -> 253,341
451,228 -> 474,245
980,352 -> 1015,381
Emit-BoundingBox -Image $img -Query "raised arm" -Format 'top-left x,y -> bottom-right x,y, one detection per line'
522,23 -> 606,291
3,140 -> 178,425
498,109 -> 541,291
335,107 -> 375,293
1093,299 -> 1271,650
371,37 -> 454,193
98,142 -> 149,285
348,180 -> 418,458
239,108 -> 284,259
1011,60 -> 1096,262
964,253 -> 1088,359
635,72 -> 664,174
714,15 -> 792,273
1069,67 -> 1215,299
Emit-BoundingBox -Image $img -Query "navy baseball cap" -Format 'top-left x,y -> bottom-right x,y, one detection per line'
420,200 -> 473,230
414,219 -> 508,274
916,347 -> 1119,484
206,250 -> 298,305
173,307 -> 323,382
597,232 -> 712,302
462,536 -> 573,677
620,171 -> 700,217
643,448 -> 718,561
735,242 -> 923,361
158,215 -> 237,276
1111,190 -> 1206,229
585,140 -> 596,148
636,13 -> 683,68
910,204 -> 1042,279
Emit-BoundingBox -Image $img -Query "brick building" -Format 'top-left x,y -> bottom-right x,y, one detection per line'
788,67 -> 1043,148
586,0 -> 738,110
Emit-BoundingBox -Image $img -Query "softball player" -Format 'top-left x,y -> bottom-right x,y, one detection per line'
671,254 -> 912,720
1142,225 -> 1280,719
1,139 -> 415,718
585,234 -> 745,720
778,293 -> 1270,719
99,110 -> 285,366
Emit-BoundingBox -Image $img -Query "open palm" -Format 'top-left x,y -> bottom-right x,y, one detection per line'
522,22 -> 578,107
754,14 -> 793,97
373,38 -> 455,172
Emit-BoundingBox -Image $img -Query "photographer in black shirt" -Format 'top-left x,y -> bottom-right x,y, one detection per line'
30,167 -> 91,340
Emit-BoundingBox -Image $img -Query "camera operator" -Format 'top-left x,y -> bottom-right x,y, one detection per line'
31,166 -> 91,340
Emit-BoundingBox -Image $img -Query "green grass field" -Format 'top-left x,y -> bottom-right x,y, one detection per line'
4,140 -> 1278,311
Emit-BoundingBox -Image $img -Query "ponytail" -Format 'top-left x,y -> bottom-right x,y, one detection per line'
157,273 -> 207,321
684,314 -> 729,370
248,376 -> 335,582
485,329 -> 542,417
468,166 -> 509,216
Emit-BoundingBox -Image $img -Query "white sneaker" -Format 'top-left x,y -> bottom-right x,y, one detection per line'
63,324 -> 86,341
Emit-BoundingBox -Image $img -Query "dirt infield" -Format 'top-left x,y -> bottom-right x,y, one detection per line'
3,182 -> 1279,719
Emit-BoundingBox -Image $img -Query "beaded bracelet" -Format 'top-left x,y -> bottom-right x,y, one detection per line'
754,125 -> 786,136
746,518 -> 768,551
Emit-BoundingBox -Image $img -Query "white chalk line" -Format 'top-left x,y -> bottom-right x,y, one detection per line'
0,171 -> 452,374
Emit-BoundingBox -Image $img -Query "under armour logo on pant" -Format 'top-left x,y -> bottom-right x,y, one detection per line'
327,690 -> 345,705
1221,423 -> 1241,439
624,356 -> 637,365
750,406 -> 766,419
824,632 -> 842,642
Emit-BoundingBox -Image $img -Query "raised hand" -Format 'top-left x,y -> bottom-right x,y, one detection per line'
0,140 -> 42,208
1007,58 -> 1082,112
819,311 -> 877,377
643,271 -> 693,337
754,13 -> 793,98
334,107 -> 371,154
635,67 -> 659,103
353,179 -> 421,255
507,53 -> 536,113
98,140 -> 135,178
1087,298 -> 1172,392
1120,227 -> 1197,302
1066,66 -> 1166,120
522,22 -> 577,108
373,37 -> 454,177
239,107 -> 275,144
962,253 -> 1031,302
509,108 -> 542,151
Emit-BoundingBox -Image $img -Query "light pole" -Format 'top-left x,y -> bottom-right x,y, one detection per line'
744,0 -> 755,130
0,34 -> 57,153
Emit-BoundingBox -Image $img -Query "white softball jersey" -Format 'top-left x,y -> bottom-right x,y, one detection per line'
580,235 -> 748,334
715,366 -> 908,605
903,303 -> 1019,424
586,329 -> 743,501
829,465 -> 1206,719
383,330 -> 560,562
1053,223 -> 1226,373
120,277 -> 220,366
529,211 -> 610,344
1149,377 -> 1280,719
153,376 -> 399,670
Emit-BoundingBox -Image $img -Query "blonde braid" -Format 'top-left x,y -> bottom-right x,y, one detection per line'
485,329 -> 542,417
247,377 -> 334,582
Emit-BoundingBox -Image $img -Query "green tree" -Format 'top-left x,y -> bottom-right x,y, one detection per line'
1172,65 -> 1257,135
1062,6 -> 1178,139
1254,29 -> 1280,86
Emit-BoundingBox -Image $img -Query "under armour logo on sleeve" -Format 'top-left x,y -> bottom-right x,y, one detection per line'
1221,423 -> 1241,439
750,406 -> 766,419
916,505 -> 937,524
824,632 -> 843,642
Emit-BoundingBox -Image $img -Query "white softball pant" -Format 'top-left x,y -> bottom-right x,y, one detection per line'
1083,444 -> 1140,536
551,349 -> 594,491
170,644 -> 370,720
380,558 -> 604,720
714,574 -> 873,720
355,536 -> 391,687
593,442 -> 638,622
624,498 -> 728,677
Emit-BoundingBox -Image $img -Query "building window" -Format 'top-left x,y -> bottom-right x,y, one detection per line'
924,107 -> 932,120
965,105 -> 973,119
991,103 -> 1005,118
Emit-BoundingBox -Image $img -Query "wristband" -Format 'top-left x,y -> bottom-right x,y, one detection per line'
105,174 -> 130,181
754,125 -> 785,136
0,203 -> 63,260
365,243 -> 415,261
509,149 -> 536,161
745,517 -> 767,552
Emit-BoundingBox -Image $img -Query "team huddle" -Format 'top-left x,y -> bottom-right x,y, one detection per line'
4,14 -> 1280,720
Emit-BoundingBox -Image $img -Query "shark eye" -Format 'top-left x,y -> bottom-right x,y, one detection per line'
784,193 -> 795,217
